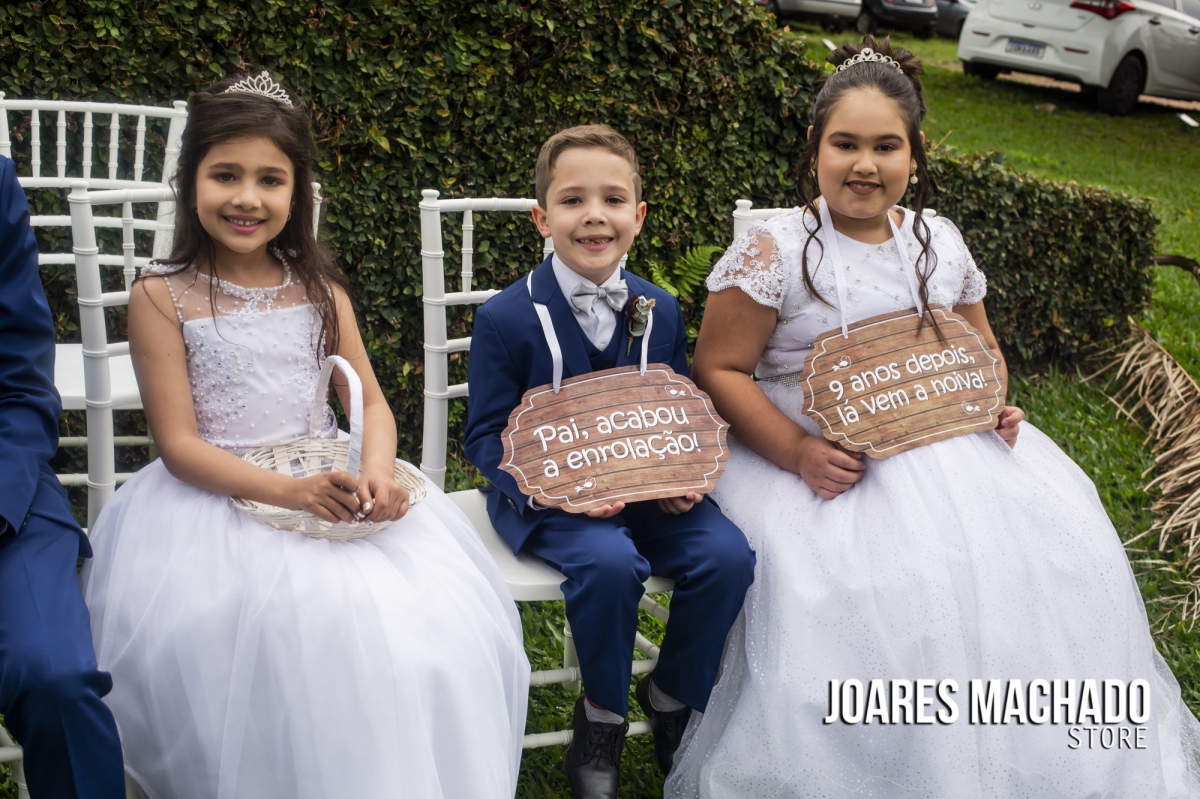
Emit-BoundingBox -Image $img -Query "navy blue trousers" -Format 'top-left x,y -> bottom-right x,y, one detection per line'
522,497 -> 755,716
0,471 -> 124,799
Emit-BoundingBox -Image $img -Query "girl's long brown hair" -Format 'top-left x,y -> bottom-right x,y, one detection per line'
146,72 -> 346,356
797,36 -> 939,333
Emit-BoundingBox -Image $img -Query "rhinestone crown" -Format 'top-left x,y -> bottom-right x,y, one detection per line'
221,71 -> 294,107
835,47 -> 903,74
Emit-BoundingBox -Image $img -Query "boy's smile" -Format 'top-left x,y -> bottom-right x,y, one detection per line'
532,147 -> 647,285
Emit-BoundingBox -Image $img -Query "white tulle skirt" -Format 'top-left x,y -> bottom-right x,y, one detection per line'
82,460 -> 529,799
666,382 -> 1200,799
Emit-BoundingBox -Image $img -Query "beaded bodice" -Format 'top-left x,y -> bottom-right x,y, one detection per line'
142,259 -> 337,453
708,207 -> 988,379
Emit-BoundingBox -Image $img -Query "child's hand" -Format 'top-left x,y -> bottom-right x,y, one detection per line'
996,406 -> 1025,448
586,501 -> 626,520
796,435 -> 866,500
355,469 -> 411,524
286,472 -> 361,523
658,492 -> 704,515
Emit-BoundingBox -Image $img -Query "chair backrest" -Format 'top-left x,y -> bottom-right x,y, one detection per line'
67,181 -> 176,524
2,95 -> 189,263
732,199 -> 939,240
418,190 -> 550,490
63,180 -> 325,524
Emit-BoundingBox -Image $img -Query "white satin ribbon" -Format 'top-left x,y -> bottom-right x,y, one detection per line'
818,200 -> 924,339
639,307 -> 653,375
310,355 -> 362,477
528,273 -> 564,393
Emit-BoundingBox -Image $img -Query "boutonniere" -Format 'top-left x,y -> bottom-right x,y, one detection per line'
625,294 -> 656,356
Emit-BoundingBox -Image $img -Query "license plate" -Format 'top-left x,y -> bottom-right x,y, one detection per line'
1005,39 -> 1045,58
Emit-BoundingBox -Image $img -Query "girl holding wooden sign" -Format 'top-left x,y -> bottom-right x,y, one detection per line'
666,36 -> 1200,798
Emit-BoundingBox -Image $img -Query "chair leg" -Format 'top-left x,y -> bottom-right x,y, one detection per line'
0,725 -> 27,799
562,619 -> 581,695
14,757 -> 29,799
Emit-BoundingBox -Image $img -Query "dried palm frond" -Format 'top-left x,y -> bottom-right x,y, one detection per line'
1089,319 -> 1200,630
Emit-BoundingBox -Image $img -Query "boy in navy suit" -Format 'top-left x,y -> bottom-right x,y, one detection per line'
0,153 -> 125,797
465,125 -> 755,798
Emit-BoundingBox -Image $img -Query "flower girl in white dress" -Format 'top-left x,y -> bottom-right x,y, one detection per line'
82,74 -> 529,799
665,38 -> 1200,798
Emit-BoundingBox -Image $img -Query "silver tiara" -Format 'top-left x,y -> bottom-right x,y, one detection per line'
835,47 -> 903,74
221,71 -> 294,106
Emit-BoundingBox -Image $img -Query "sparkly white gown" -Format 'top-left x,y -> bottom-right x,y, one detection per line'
664,208 -> 1200,798
82,263 -> 529,799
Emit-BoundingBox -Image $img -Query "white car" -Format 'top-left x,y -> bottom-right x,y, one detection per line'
758,0 -> 864,30
957,0 -> 1200,114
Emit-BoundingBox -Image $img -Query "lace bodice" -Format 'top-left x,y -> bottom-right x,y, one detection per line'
141,258 -> 337,453
708,207 -> 987,379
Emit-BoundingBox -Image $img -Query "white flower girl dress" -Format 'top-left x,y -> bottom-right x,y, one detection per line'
665,207 -> 1200,798
82,263 -> 529,799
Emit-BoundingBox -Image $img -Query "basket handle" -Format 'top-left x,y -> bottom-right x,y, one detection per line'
310,355 -> 364,478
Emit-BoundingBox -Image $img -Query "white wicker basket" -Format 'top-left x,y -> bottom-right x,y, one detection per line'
231,355 -> 427,540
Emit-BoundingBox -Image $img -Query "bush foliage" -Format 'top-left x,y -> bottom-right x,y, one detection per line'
0,1 -> 1153,462
929,149 -> 1156,367
2,0 -> 818,459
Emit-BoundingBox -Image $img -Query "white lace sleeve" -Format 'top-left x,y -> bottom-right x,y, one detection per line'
938,218 -> 987,306
707,225 -> 786,311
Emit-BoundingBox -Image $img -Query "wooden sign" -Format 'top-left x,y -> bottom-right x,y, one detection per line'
501,365 -> 730,512
801,306 -> 1006,459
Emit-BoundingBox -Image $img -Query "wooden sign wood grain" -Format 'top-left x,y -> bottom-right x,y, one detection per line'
501,365 -> 730,512
801,305 -> 1006,458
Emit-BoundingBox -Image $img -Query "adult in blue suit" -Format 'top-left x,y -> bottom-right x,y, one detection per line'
465,126 -> 754,799
0,153 -> 125,798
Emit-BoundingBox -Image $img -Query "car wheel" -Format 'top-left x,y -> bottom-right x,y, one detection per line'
1095,55 -> 1144,116
961,60 -> 1000,80
856,8 -> 877,34
916,23 -> 936,39
766,0 -> 781,15
956,19 -> 965,39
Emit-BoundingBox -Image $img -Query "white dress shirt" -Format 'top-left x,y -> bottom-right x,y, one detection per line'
552,254 -> 623,351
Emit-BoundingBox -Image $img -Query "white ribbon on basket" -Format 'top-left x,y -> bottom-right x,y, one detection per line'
311,354 -> 364,478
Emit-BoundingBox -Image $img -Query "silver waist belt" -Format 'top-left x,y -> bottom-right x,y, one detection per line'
757,371 -> 804,387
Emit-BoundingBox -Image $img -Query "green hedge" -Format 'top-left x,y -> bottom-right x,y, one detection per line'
1,1 -> 1154,464
929,149 -> 1156,366
2,0 -> 818,461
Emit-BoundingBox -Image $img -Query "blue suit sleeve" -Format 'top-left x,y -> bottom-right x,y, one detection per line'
0,155 -> 62,531
464,303 -> 536,515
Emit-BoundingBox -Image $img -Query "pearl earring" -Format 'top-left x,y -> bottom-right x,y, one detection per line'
909,172 -> 919,186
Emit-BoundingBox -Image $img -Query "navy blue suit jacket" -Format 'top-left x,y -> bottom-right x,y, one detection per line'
464,255 -> 689,553
0,154 -> 81,544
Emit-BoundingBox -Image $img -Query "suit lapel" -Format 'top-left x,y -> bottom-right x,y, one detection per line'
529,257 -> 594,379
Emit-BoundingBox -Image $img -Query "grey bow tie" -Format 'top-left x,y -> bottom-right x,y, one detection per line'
569,281 -> 629,314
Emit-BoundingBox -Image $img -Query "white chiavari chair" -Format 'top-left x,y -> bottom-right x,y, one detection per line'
1,96 -> 188,480
417,189 -> 667,748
